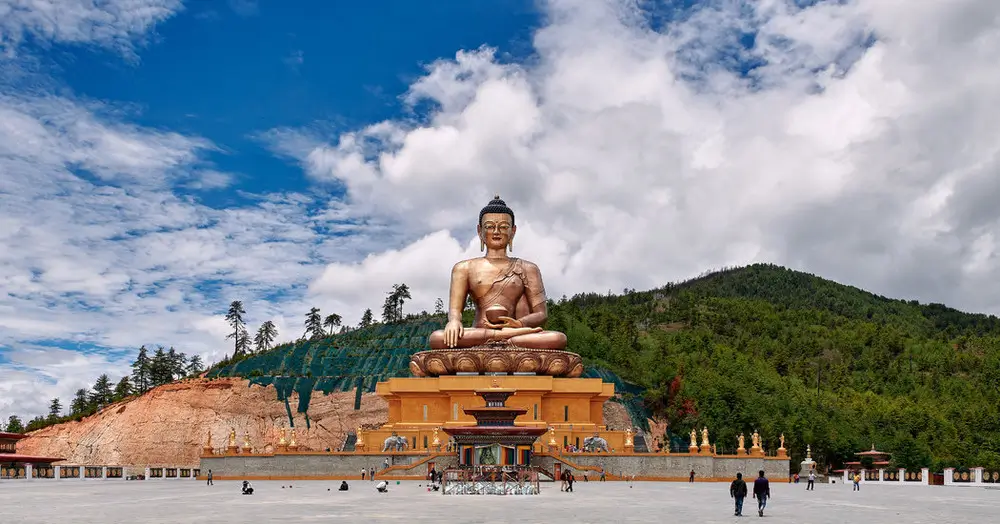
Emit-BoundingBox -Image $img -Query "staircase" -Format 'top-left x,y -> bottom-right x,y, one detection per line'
341,432 -> 357,452
632,433 -> 649,453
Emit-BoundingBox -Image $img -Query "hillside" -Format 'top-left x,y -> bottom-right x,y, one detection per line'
16,378 -> 388,468
545,263 -> 1000,472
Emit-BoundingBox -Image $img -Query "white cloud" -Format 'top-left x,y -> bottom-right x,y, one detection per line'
271,0 -> 1000,320
0,0 -> 185,59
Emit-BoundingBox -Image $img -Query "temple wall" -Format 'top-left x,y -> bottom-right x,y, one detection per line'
199,452 -> 458,479
363,375 -> 626,453
533,453 -> 789,481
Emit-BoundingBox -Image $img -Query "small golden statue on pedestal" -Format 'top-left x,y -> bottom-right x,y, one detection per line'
227,427 -> 238,453
288,428 -> 298,450
548,427 -> 557,448
688,428 -> 699,453
277,426 -> 288,451
355,426 -> 364,450
243,431 -> 252,452
737,433 -> 746,454
432,427 -> 441,450
777,433 -> 788,458
625,428 -> 633,448
699,427 -> 711,453
203,431 -> 214,455
750,430 -> 763,456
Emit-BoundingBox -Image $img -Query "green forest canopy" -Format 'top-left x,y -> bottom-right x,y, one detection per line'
209,263 -> 1000,473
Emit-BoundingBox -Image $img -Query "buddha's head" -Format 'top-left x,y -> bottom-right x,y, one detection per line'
478,194 -> 516,252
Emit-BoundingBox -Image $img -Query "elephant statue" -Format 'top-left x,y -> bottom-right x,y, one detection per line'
381,435 -> 409,452
583,435 -> 609,453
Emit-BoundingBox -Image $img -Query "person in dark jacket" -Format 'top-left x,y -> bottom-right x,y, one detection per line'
730,472 -> 748,516
753,470 -> 770,517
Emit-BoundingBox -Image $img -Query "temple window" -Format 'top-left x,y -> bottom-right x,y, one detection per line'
423,405 -> 428,421
423,436 -> 428,449
534,404 -> 538,420
564,405 -> 569,422
453,403 -> 458,420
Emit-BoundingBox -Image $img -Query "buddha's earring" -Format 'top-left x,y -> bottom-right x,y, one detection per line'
480,239 -> 485,252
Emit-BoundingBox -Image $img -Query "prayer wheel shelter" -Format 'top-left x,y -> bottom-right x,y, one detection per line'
0,432 -> 64,478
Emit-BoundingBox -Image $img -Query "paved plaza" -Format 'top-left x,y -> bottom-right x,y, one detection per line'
2,480 -> 997,523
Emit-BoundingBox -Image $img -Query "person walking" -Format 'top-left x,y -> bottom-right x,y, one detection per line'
361,468 -> 366,481
753,470 -> 770,517
600,467 -> 606,481
206,469 -> 213,486
807,470 -> 815,491
730,472 -> 748,516
853,472 -> 861,491
689,469 -> 696,482
370,467 -> 375,481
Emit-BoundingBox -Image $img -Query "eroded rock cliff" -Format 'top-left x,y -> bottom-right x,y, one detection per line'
16,378 -> 387,467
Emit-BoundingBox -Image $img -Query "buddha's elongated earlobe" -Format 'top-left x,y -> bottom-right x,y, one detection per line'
508,238 -> 513,252
480,238 -> 485,252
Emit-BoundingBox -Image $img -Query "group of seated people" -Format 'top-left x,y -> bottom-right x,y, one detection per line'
237,479 -> 391,494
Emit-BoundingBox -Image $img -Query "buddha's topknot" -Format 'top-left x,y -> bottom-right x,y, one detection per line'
479,194 -> 515,225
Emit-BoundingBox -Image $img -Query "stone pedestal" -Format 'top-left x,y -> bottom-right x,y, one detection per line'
800,458 -> 816,475
749,446 -> 764,457
688,444 -> 699,453
699,443 -> 712,454
226,445 -> 238,455
777,447 -> 788,458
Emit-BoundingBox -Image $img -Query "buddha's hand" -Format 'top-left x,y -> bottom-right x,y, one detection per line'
484,316 -> 524,329
442,319 -> 464,348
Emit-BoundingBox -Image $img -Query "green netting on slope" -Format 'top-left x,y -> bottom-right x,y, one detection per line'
207,320 -> 444,425
583,367 -> 651,432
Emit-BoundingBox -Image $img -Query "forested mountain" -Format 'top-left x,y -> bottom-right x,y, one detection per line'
546,263 -> 1000,472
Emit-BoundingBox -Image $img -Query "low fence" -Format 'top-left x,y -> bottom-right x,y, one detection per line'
943,467 -> 1000,486
0,465 -> 200,481
842,468 -> 930,486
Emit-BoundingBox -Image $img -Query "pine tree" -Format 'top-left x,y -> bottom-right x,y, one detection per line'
91,374 -> 113,408
131,345 -> 152,394
382,283 -> 412,323
149,346 -> 171,387
166,347 -> 187,380
47,398 -> 62,421
434,298 -> 445,315
5,415 -> 24,433
359,309 -> 374,328
113,376 -> 132,400
225,300 -> 248,358
323,313 -> 342,335
71,388 -> 90,415
304,307 -> 323,339
186,355 -> 204,376
253,321 -> 278,353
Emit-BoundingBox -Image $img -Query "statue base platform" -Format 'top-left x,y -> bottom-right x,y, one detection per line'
700,444 -> 712,454
737,447 -> 746,454
689,445 -> 699,453
409,343 -> 583,377
777,448 -> 788,458
360,374 -> 628,453
749,447 -> 764,457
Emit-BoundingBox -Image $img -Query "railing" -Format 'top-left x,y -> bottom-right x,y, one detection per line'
441,466 -> 540,495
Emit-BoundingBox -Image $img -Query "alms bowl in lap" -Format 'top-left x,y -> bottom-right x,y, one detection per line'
409,343 -> 584,378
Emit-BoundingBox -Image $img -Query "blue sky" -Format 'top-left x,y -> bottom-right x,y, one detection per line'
2,0 -> 999,419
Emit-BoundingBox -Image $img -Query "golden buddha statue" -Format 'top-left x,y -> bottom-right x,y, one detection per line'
411,196 -> 582,377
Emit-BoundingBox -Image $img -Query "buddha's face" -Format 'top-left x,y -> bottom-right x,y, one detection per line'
479,212 -> 515,251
